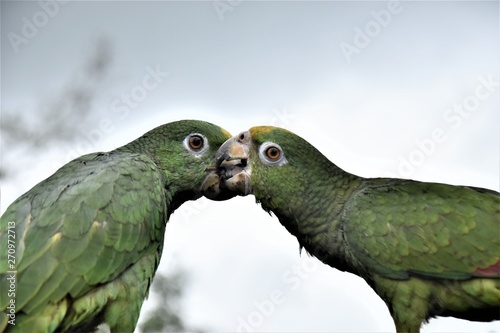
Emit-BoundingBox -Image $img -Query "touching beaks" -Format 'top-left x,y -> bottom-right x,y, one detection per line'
201,133 -> 253,199
200,171 -> 237,201
207,133 -> 253,197
215,135 -> 248,167
202,132 -> 254,200
213,133 -> 250,179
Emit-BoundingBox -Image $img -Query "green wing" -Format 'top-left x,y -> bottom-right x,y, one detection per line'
343,179 -> 500,280
0,151 -> 167,332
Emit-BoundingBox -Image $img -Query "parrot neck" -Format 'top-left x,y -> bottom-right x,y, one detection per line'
260,162 -> 364,274
115,143 -> 202,215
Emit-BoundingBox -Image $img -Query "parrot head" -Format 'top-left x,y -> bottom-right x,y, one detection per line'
122,119 -> 237,204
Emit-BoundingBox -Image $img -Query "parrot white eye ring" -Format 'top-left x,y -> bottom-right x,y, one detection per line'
259,142 -> 288,167
184,133 -> 209,156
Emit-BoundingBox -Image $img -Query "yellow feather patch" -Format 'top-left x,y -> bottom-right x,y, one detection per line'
51,232 -> 62,246
249,126 -> 291,137
220,128 -> 232,139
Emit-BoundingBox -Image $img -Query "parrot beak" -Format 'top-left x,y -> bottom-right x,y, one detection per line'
200,171 -> 238,201
215,133 -> 253,196
202,133 -> 253,199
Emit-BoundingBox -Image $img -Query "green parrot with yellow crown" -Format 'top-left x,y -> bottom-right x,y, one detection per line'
203,126 -> 500,332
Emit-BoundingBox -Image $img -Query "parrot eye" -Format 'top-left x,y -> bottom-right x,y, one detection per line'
189,135 -> 204,150
184,133 -> 209,156
266,147 -> 281,159
259,142 -> 287,167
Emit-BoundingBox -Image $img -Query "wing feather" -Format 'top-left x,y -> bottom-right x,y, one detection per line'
344,179 -> 500,280
0,150 -> 167,325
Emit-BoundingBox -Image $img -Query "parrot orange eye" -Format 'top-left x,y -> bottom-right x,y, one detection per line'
259,141 -> 287,166
184,133 -> 209,156
188,135 -> 204,150
266,147 -> 281,159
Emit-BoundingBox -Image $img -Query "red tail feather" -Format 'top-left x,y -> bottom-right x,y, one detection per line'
474,260 -> 500,276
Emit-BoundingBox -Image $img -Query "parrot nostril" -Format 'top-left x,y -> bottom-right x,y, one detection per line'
239,133 -> 245,141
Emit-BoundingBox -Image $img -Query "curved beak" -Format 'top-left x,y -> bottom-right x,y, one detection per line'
202,133 -> 253,199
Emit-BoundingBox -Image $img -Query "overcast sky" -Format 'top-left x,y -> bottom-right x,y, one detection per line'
2,1 -> 499,332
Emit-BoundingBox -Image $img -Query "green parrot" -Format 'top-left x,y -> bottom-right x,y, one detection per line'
0,120 -> 233,333
203,126 -> 500,332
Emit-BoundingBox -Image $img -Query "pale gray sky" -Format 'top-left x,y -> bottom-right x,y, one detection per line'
2,1 -> 499,332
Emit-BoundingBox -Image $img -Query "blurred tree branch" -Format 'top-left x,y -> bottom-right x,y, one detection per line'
139,271 -> 188,333
1,37 -> 112,150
